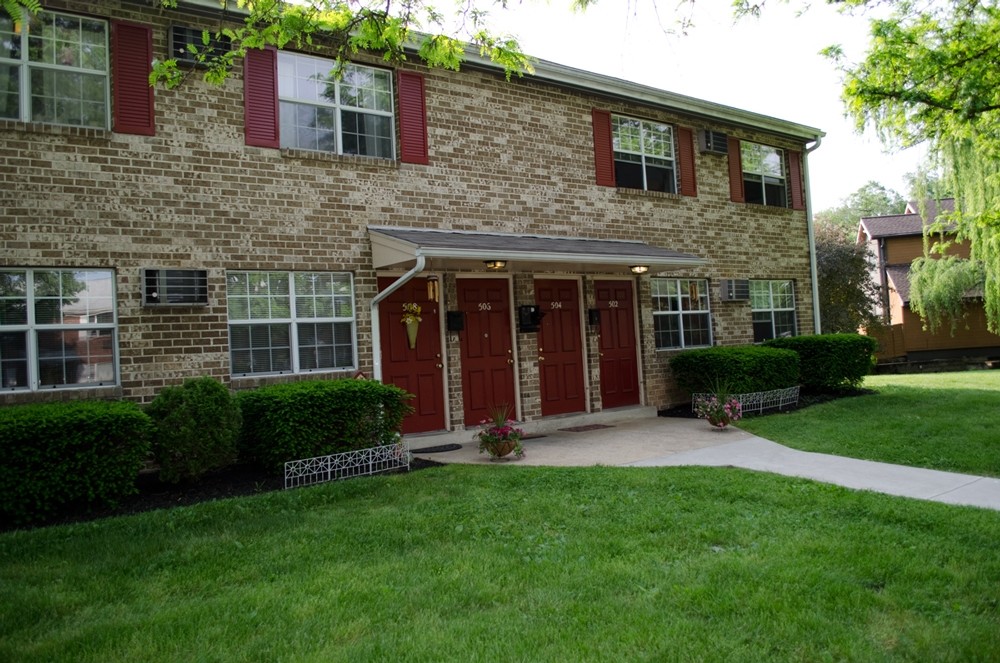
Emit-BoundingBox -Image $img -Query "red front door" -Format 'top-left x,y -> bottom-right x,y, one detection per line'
535,279 -> 586,417
378,277 -> 446,434
595,280 -> 640,409
457,278 -> 516,426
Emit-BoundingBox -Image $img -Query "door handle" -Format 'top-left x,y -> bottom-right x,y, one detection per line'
538,356 -> 545,362
436,363 -> 443,369
507,358 -> 514,365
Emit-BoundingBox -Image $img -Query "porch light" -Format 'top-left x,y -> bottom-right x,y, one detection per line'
629,265 -> 649,275
484,260 -> 507,270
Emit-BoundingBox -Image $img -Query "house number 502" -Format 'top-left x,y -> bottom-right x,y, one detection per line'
608,300 -> 619,308
478,302 -> 492,311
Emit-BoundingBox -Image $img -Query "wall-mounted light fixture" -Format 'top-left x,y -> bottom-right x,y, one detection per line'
484,260 -> 507,270
629,265 -> 649,275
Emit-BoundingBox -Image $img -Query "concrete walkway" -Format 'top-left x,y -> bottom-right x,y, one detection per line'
409,416 -> 1000,512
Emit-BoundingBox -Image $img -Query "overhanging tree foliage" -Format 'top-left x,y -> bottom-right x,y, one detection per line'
814,220 -> 882,333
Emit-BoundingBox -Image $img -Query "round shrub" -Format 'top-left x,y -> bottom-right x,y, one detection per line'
764,333 -> 878,392
146,377 -> 242,483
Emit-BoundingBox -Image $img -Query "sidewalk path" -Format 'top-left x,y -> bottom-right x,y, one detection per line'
629,436 -> 1000,511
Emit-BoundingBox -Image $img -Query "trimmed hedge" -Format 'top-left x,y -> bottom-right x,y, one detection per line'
764,333 -> 878,391
0,400 -> 151,526
146,377 -> 242,483
237,379 -> 413,473
669,345 -> 800,395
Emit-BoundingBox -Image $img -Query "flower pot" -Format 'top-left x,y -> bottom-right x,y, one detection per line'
486,439 -> 518,458
405,320 -> 419,349
707,414 -> 731,429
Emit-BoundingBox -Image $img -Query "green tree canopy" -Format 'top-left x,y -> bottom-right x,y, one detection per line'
815,180 -> 906,237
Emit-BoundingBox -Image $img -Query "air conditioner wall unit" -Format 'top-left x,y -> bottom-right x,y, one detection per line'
719,279 -> 750,302
698,129 -> 729,155
143,268 -> 209,306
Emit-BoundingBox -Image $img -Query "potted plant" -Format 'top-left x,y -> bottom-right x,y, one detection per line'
401,302 -> 422,349
475,404 -> 525,460
694,392 -> 743,430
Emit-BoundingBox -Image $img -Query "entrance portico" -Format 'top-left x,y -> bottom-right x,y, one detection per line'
369,226 -> 705,433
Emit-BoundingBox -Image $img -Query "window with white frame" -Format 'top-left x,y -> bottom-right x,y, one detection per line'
0,10 -> 109,128
612,115 -> 676,193
741,142 -> 787,207
751,280 -> 796,342
226,271 -> 356,376
651,278 -> 711,350
277,52 -> 394,158
0,269 -> 117,390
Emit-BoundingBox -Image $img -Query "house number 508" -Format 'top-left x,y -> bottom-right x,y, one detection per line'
478,302 -> 492,311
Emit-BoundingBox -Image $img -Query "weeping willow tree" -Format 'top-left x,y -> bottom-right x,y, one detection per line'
830,0 -> 1000,334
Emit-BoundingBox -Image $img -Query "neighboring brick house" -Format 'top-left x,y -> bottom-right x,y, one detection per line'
1,0 -> 824,435
858,199 -> 1000,361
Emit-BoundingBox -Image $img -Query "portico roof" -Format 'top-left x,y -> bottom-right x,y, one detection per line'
368,226 -> 707,274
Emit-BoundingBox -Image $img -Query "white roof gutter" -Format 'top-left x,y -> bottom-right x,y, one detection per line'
369,255 -> 425,382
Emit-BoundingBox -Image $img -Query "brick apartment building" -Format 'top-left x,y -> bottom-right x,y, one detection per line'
1,0 -> 824,435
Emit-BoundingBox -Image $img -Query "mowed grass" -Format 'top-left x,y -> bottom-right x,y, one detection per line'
738,371 -> 1000,477
3,465 -> 1000,662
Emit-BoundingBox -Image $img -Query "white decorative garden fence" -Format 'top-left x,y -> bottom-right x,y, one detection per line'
284,441 -> 410,489
691,386 -> 800,415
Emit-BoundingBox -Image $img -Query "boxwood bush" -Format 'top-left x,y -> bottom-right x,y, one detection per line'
237,379 -> 413,473
146,377 -> 242,483
0,400 -> 151,526
764,333 -> 878,391
669,345 -> 800,395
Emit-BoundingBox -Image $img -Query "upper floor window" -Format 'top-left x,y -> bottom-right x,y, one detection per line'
612,115 -> 676,193
226,271 -> 356,376
1,269 -> 117,390
651,278 -> 711,350
751,279 -> 796,342
740,142 -> 787,207
0,10 -> 109,129
277,52 -> 394,158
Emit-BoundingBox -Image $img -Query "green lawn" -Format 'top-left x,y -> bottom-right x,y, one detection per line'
3,465 -> 1000,662
738,371 -> 1000,477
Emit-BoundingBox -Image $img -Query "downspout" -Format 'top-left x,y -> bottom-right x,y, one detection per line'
370,255 -> 425,381
803,137 -> 823,334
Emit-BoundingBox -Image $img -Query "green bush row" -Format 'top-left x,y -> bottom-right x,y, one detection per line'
2,378 -> 413,526
669,346 -> 800,394
238,379 -> 413,473
764,333 -> 878,391
0,401 -> 151,526
670,334 -> 878,396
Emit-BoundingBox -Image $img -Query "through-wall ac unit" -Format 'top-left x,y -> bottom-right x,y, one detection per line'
169,25 -> 231,67
143,269 -> 209,306
698,129 -> 729,155
719,279 -> 750,302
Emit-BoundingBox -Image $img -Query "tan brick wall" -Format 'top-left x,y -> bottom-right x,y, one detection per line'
1,0 -> 817,415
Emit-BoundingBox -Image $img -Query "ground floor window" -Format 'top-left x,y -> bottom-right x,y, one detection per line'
751,279 -> 797,341
651,278 -> 711,349
226,271 -> 356,376
0,268 -> 117,390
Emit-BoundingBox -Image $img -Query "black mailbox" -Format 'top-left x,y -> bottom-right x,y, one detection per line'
446,311 -> 465,332
518,305 -> 543,333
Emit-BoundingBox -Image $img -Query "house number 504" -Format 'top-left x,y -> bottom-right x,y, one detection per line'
550,301 -> 563,309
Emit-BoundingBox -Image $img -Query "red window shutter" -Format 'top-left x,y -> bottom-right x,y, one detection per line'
112,22 -> 154,136
244,47 -> 279,149
676,126 -> 697,197
397,71 -> 429,165
727,136 -> 744,203
788,149 -> 805,210
592,109 -> 615,187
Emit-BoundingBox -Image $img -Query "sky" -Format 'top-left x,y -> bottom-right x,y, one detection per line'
483,0 -> 927,211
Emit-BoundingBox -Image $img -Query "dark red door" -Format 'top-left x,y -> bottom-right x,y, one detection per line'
535,279 -> 586,417
595,280 -> 640,409
457,278 -> 516,426
378,277 -> 446,434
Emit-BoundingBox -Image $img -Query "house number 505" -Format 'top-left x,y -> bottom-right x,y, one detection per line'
478,302 -> 492,311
